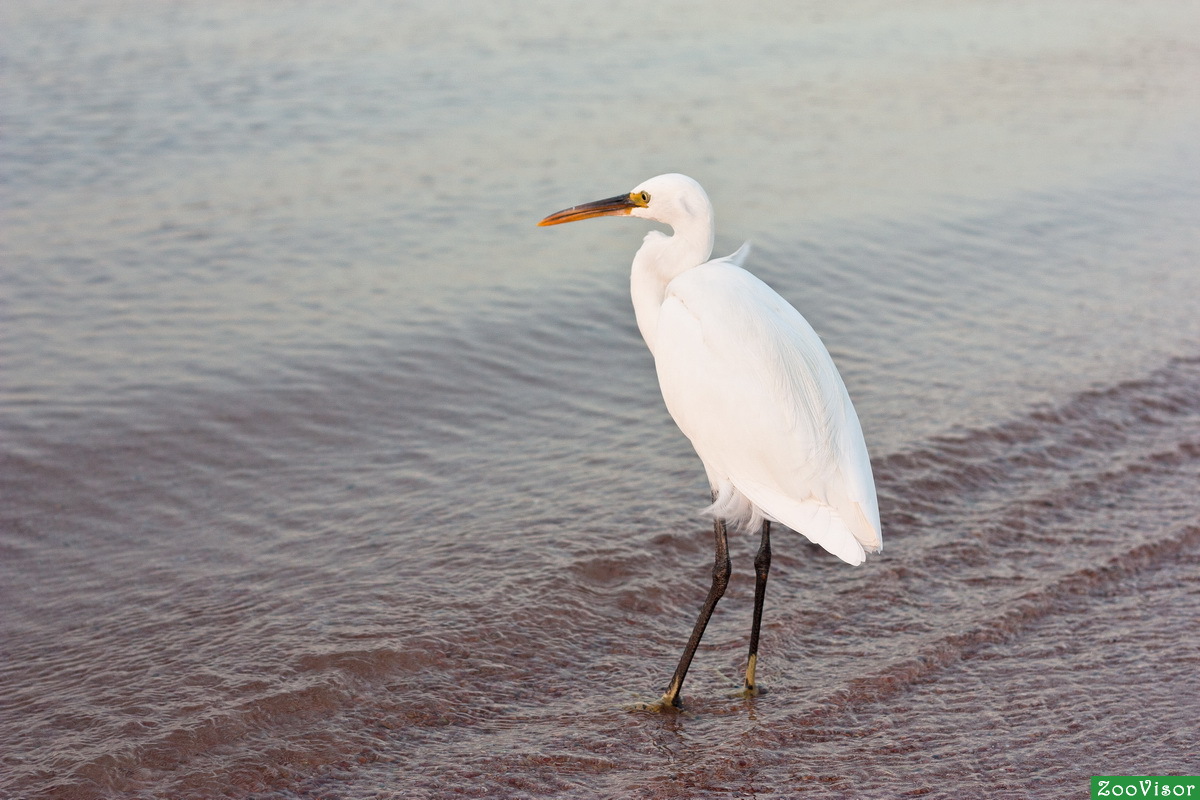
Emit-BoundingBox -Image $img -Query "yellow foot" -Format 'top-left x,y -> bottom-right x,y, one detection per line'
730,683 -> 765,699
627,693 -> 683,713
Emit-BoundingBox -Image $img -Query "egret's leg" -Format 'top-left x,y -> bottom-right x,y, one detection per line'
657,517 -> 731,709
743,520 -> 772,695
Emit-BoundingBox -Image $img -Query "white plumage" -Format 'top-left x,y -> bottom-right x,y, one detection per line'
652,249 -> 881,564
539,172 -> 881,708
620,174 -> 880,563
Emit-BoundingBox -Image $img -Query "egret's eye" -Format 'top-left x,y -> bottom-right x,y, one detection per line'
639,191 -> 650,204
632,191 -> 650,207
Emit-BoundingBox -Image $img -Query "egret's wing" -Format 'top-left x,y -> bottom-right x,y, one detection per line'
727,241 -> 752,268
653,257 -> 881,565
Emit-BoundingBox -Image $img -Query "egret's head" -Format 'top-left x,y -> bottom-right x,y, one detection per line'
538,173 -> 712,231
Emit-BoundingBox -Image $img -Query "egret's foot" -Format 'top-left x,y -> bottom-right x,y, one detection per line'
730,683 -> 766,700
627,692 -> 683,713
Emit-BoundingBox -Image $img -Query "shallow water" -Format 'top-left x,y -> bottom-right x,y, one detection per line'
3,1 -> 1200,798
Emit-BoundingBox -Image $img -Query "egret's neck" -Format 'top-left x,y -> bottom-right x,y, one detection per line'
629,223 -> 714,354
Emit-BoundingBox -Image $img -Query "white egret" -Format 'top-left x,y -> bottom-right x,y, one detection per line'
539,173 -> 881,709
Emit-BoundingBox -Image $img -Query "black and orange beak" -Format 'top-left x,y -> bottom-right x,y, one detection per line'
538,191 -> 648,226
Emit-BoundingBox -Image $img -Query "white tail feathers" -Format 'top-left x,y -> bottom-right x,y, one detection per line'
704,480 -> 875,566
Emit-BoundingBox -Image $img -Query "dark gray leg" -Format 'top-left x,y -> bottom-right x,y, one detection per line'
657,516 -> 731,708
743,520 -> 772,694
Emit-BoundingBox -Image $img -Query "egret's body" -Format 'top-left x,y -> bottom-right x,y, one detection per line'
539,173 -> 881,709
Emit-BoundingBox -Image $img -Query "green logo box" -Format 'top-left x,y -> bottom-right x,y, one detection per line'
1092,777 -> 1199,798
